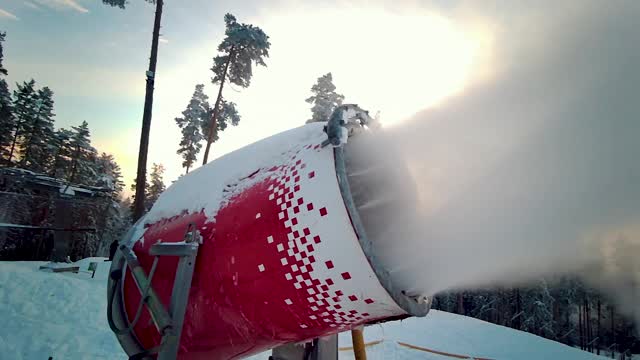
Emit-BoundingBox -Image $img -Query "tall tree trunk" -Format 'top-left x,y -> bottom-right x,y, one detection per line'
514,289 -> 522,330
456,293 -> 464,315
610,305 -> 615,359
68,145 -> 80,183
597,298 -> 601,355
202,48 -> 235,165
62,145 -> 80,194
21,105 -> 43,169
587,300 -> 592,352
133,0 -> 164,222
8,120 -> 21,164
579,304 -> 584,350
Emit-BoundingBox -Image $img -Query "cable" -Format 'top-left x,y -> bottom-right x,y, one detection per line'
107,256 -> 159,335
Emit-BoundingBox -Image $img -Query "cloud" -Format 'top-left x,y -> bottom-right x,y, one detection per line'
0,8 -> 19,20
35,0 -> 89,13
23,1 -> 41,10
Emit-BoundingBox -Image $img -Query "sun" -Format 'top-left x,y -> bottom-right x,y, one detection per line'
255,6 -> 494,127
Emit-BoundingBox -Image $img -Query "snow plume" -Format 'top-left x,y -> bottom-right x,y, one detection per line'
352,1 -> 640,323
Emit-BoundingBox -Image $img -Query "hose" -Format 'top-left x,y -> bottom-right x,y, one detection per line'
107,252 -> 159,336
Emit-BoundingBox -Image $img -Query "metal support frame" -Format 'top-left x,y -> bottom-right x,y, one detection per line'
271,334 -> 338,360
108,223 -> 200,360
155,241 -> 199,360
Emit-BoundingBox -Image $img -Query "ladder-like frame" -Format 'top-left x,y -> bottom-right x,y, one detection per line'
107,223 -> 200,360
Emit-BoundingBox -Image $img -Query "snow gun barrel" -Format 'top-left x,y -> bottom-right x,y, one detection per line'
107,105 -> 430,360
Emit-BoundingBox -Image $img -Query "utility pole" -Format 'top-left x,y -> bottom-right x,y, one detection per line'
133,0 -> 164,222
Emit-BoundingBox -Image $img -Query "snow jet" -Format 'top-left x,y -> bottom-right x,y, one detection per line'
348,1 -> 640,324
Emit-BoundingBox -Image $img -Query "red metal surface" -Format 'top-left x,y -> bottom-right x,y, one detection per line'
122,144 -> 391,359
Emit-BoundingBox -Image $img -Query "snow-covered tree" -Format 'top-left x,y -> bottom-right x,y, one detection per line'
8,80 -> 37,163
146,163 -> 165,209
130,163 -> 165,213
49,128 -> 74,178
305,73 -> 344,123
19,86 -> 56,172
94,152 -> 125,197
202,13 -> 270,164
175,84 -> 208,173
521,279 -> 556,339
67,121 -> 98,185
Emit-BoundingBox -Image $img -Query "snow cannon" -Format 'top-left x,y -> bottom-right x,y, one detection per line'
107,105 -> 431,360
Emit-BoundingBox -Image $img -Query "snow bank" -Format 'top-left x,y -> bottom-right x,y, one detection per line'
0,260 -> 126,360
337,311 -> 608,360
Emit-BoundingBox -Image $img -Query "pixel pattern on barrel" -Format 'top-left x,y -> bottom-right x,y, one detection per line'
261,143 -> 381,330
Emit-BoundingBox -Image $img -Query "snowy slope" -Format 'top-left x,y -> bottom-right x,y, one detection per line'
0,259 -> 125,360
335,313 -> 607,360
0,260 -> 606,360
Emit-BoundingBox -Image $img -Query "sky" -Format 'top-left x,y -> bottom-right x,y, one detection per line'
0,0 -> 493,193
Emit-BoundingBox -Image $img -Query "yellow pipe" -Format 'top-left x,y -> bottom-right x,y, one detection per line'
351,328 -> 367,360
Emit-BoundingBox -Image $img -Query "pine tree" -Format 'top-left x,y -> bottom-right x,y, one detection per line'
0,32 -> 13,164
0,79 -> 13,163
129,177 -> 146,214
94,152 -> 125,197
175,84 -> 208,173
202,13 -> 270,164
67,121 -> 97,185
146,163 -> 165,209
522,279 -> 556,339
129,163 -> 165,213
19,86 -> 56,172
50,128 -> 74,178
9,80 -> 36,164
0,32 -> 7,76
306,72 -> 344,123
200,98 -> 240,144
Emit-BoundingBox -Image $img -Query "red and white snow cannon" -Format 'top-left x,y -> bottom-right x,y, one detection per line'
107,105 -> 431,359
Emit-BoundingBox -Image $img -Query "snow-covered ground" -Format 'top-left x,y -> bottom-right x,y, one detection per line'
0,260 -> 610,359
335,314 -> 608,360
0,259 -> 123,360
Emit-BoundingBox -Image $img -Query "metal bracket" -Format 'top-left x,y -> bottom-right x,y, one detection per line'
322,104 -> 374,148
108,223 -> 200,360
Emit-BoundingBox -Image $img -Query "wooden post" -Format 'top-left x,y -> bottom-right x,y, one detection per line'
133,0 -> 164,222
351,328 -> 367,360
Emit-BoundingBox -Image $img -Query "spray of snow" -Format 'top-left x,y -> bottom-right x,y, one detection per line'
353,1 -> 640,325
